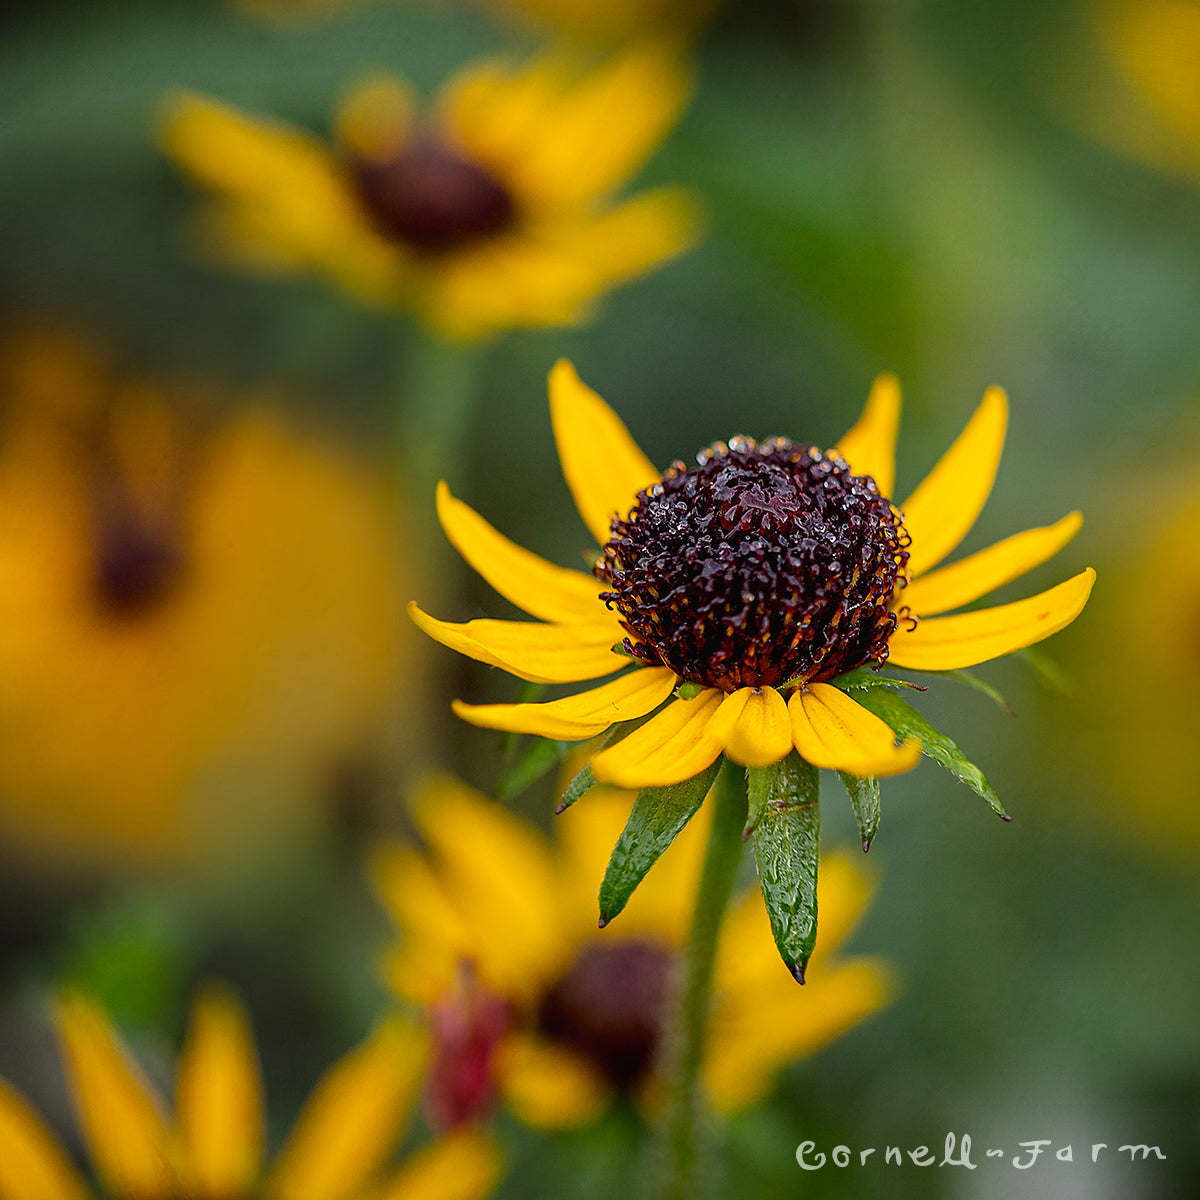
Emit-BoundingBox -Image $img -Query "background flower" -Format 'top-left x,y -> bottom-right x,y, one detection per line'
0,986 -> 498,1200
0,330 -> 403,865
160,45 -> 700,340
371,777 -> 891,1128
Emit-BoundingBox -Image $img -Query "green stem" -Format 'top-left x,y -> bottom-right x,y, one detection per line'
655,759 -> 747,1200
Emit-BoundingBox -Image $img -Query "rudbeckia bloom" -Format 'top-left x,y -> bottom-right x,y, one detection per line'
0,988 -> 498,1200
160,46 -> 699,341
411,363 -> 1093,974
412,362 -> 1094,789
0,332 -> 401,864
370,778 -> 891,1127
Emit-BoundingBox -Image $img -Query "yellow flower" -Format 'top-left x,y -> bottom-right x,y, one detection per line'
1074,0 -> 1200,184
0,987 -> 499,1200
0,331 -> 402,864
371,777 -> 891,1127
411,362 -> 1094,790
160,46 -> 700,341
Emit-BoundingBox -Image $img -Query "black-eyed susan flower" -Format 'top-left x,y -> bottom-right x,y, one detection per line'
370,778 -> 891,1127
0,331 -> 401,864
160,47 -> 699,341
0,987 -> 498,1200
411,362 -> 1094,974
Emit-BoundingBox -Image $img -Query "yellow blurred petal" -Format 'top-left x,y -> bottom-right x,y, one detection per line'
590,690 -> 725,788
567,187 -> 703,282
408,602 -> 624,684
788,684 -> 920,776
548,360 -> 660,546
706,687 -> 792,767
176,987 -> 264,1198
903,512 -> 1083,616
266,1019 -> 426,1200
887,568 -> 1096,671
410,778 -> 567,1001
335,76 -> 415,161
496,1034 -> 610,1129
901,387 -> 1008,577
833,373 -> 901,498
0,1079 -> 93,1200
55,994 -> 177,1198
376,1129 -> 501,1200
705,957 -> 894,1112
368,842 -> 469,967
436,482 -> 604,624
515,45 -> 692,204
452,667 -> 676,738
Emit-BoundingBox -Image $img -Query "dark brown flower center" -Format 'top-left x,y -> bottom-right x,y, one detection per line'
537,938 -> 674,1088
351,139 -> 516,254
597,437 -> 909,692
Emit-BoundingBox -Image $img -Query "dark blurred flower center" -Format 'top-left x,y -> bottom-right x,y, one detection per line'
89,468 -> 185,619
351,140 -> 516,253
425,965 -> 510,1129
538,938 -> 673,1088
596,438 -> 909,691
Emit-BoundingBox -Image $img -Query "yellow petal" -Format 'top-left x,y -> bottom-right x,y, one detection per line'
495,1034 -> 610,1129
452,666 -> 676,739
0,1079 -> 93,1200
788,683 -> 920,776
266,1019 -> 426,1200
548,360 -> 660,546
887,567 -> 1096,671
436,482 -> 605,624
408,602 -> 624,684
54,994 -> 177,1198
706,687 -> 792,767
334,76 -> 415,161
176,987 -> 264,1198
375,1129 -> 501,1200
902,512 -> 1083,616
565,187 -> 703,284
514,45 -> 692,205
409,778 -> 567,1003
590,690 -> 725,788
833,373 -> 901,498
901,387 -> 1008,577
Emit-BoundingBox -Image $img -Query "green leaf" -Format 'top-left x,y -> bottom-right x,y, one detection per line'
556,764 -> 596,815
849,686 -> 1009,820
838,771 -> 881,851
827,666 -> 925,692
941,668 -> 1015,716
749,753 -> 820,983
598,760 -> 723,926
496,737 -> 571,802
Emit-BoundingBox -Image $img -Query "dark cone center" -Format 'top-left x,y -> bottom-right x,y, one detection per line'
352,140 -> 516,254
597,437 -> 909,691
538,938 -> 673,1089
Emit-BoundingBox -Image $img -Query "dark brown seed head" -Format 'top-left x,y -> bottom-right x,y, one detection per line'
537,938 -> 674,1089
596,436 -> 909,692
351,139 -> 516,254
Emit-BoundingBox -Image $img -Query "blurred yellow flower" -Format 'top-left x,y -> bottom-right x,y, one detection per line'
0,332 -> 402,864
1087,0 -> 1200,183
370,777 -> 892,1128
160,46 -> 700,341
0,987 -> 498,1200
412,362 -> 1094,789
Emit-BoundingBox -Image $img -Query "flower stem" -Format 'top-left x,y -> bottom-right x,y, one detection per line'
655,758 -> 747,1200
